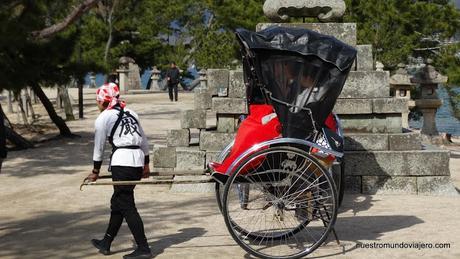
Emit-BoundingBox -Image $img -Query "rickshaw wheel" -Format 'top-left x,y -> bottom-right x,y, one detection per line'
222,146 -> 338,259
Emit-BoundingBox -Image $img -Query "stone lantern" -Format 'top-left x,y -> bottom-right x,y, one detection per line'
411,59 -> 448,136
149,66 -> 161,91
89,72 -> 97,88
390,63 -> 415,128
375,61 -> 384,71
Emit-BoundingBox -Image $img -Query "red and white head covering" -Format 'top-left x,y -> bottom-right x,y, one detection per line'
96,82 -> 126,110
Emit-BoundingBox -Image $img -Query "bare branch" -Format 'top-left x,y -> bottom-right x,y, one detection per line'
31,0 -> 102,40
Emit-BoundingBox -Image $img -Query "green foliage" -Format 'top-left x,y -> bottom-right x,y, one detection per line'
0,0 -> 103,91
75,0 -> 267,71
344,0 -> 460,70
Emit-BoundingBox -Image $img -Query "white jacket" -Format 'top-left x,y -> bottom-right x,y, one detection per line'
93,107 -> 149,168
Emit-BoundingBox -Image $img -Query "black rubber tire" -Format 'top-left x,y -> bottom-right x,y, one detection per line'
222,146 -> 338,259
215,182 -> 224,213
338,160 -> 345,206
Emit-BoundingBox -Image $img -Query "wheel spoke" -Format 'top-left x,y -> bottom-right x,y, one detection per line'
222,147 -> 337,258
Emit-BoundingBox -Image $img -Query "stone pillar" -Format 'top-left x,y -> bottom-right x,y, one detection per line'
199,69 -> 207,89
128,62 -> 142,90
149,66 -> 161,91
390,64 -> 414,128
411,59 -> 448,136
116,69 -> 130,94
117,56 -> 141,92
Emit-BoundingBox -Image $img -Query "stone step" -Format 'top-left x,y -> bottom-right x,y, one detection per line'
169,175 -> 215,193
334,98 -> 407,115
340,71 -> 390,98
342,175 -> 457,195
334,149 -> 456,195
334,98 -> 408,133
339,114 -> 402,133
344,132 -> 421,151
344,150 -> 450,177
212,97 -> 248,115
200,131 -> 235,151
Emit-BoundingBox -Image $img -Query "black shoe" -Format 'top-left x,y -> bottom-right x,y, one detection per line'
91,239 -> 111,255
123,248 -> 152,259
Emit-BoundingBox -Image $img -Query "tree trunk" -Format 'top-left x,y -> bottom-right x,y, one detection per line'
17,92 -> 29,125
0,102 -> 7,162
7,91 -> 13,113
56,87 -> 63,109
31,0 -> 102,40
62,84 -> 75,121
31,88 -> 38,104
31,83 -> 73,137
21,89 -> 28,117
0,103 -> 33,150
78,82 -> 84,119
25,88 -> 36,120
103,0 -> 118,64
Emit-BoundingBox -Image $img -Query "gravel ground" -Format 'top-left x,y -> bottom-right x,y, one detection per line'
0,91 -> 459,259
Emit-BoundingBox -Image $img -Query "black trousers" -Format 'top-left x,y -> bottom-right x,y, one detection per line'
105,166 -> 149,249
168,83 -> 178,101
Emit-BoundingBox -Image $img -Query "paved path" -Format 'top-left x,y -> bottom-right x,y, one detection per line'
1,92 -> 459,259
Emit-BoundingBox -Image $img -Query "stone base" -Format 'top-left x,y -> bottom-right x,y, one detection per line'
344,150 -> 450,177
200,131 -> 235,151
344,132 -> 421,151
344,175 -> 458,195
169,175 -> 215,193
180,110 -> 207,129
152,147 -> 176,168
340,114 -> 402,133
167,129 -> 190,147
176,148 -> 205,170
340,71 -> 390,98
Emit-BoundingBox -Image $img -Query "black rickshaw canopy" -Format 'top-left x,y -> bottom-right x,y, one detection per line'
235,27 -> 356,72
235,26 -> 357,140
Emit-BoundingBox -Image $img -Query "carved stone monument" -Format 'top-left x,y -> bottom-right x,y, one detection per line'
151,0 -> 456,195
390,64 -> 415,128
257,0 -> 455,195
117,56 -> 142,93
411,59 -> 448,136
263,0 -> 346,22
149,66 -> 161,91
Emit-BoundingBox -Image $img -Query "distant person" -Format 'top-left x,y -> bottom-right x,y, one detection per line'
166,62 -> 180,102
86,82 -> 152,259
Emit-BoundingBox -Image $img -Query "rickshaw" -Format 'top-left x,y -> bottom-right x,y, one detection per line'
208,26 -> 357,259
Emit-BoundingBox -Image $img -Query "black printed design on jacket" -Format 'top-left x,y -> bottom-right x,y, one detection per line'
119,116 -> 141,137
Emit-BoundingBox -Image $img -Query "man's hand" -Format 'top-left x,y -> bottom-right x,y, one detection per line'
142,164 -> 150,178
86,172 -> 99,182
